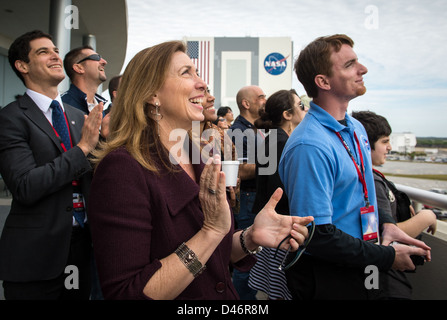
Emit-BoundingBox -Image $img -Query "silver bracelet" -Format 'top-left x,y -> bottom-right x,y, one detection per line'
175,242 -> 206,277
240,226 -> 263,255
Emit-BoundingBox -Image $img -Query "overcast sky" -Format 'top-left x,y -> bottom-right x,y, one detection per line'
123,0 -> 447,137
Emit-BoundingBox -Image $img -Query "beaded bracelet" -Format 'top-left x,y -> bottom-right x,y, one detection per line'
240,226 -> 263,255
175,242 -> 206,277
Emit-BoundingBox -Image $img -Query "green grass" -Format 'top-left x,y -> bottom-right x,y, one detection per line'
383,173 -> 447,181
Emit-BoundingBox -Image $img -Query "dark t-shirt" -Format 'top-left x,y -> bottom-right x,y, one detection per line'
373,170 -> 412,299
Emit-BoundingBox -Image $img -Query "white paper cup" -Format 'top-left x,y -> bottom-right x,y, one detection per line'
221,160 -> 239,187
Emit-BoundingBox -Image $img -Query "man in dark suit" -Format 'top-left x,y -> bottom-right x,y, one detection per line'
0,30 -> 103,299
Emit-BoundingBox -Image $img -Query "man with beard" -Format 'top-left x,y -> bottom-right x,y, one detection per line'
230,85 -> 266,299
195,87 -> 238,209
62,45 -> 108,299
62,46 -> 108,115
279,34 -> 431,300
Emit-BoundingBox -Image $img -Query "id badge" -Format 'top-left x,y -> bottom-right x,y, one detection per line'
360,205 -> 378,243
73,193 -> 85,210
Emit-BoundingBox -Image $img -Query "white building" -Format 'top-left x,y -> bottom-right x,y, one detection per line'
183,36 -> 293,118
390,132 -> 417,154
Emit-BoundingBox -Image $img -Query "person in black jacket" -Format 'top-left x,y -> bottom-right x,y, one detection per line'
352,110 -> 437,299
0,30 -> 102,300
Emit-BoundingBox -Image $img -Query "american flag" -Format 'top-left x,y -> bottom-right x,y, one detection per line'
187,40 -> 211,85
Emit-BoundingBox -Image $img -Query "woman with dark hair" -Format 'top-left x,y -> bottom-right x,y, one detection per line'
217,106 -> 234,127
249,89 -> 308,300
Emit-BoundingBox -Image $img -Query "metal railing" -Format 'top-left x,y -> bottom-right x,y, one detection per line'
394,184 -> 447,300
395,183 -> 447,242
395,184 -> 447,210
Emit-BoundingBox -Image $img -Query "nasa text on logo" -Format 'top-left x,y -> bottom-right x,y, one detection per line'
264,52 -> 288,76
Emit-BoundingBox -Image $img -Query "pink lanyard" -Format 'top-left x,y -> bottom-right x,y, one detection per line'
335,131 -> 370,207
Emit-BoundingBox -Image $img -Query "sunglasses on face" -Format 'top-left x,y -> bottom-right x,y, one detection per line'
286,102 -> 307,113
77,54 -> 101,64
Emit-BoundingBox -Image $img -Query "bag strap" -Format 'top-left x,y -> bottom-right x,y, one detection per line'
373,169 -> 398,194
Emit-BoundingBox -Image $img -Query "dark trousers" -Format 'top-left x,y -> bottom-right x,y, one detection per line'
285,254 -> 370,300
233,191 -> 258,300
3,226 -> 92,300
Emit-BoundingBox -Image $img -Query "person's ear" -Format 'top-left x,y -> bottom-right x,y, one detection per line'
72,63 -> 85,74
283,109 -> 293,121
241,98 -> 250,110
315,74 -> 331,91
147,94 -> 159,107
15,60 -> 29,74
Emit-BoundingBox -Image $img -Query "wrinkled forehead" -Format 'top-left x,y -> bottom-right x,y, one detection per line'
170,51 -> 196,72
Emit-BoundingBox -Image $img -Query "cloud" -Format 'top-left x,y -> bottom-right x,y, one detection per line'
350,88 -> 447,136
125,0 -> 447,136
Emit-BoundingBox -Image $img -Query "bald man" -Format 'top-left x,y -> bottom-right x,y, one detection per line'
230,85 -> 266,300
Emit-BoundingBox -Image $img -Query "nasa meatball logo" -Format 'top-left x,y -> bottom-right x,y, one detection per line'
361,134 -> 371,152
264,52 -> 288,76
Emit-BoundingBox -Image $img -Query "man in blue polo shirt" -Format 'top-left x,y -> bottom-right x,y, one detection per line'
279,34 -> 431,300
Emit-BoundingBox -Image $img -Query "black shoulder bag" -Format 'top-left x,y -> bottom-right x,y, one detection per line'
373,169 -> 412,223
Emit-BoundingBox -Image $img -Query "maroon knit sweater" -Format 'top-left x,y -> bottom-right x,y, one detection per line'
88,147 -> 254,300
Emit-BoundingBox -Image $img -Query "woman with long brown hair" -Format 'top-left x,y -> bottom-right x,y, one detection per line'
88,41 -> 313,300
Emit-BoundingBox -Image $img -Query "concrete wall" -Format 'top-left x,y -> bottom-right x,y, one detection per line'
406,225 -> 447,299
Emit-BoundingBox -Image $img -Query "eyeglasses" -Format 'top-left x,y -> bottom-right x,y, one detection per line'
77,54 -> 101,64
218,118 -> 226,122
274,220 -> 315,271
286,101 -> 307,113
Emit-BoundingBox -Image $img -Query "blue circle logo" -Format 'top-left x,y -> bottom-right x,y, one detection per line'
361,134 -> 371,152
264,52 -> 288,75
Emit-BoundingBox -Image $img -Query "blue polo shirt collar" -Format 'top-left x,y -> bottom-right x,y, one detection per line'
309,101 -> 355,134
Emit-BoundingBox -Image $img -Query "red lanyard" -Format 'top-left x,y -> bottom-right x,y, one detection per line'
335,131 -> 370,207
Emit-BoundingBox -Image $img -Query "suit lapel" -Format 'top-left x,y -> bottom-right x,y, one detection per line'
63,104 -> 83,145
20,94 -> 65,153
164,142 -> 206,217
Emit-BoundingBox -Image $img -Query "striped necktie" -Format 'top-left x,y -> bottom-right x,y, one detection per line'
50,100 -> 71,151
50,100 -> 85,227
